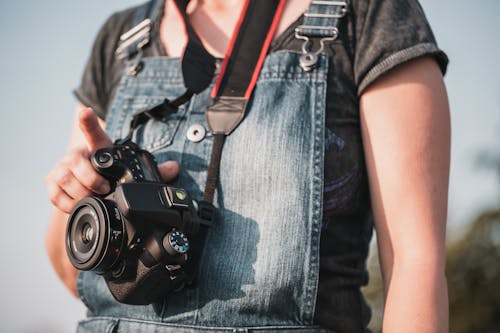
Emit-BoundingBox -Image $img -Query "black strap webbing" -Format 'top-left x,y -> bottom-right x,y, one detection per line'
212,0 -> 284,99
203,134 -> 225,202
207,0 -> 285,136
124,91 -> 193,140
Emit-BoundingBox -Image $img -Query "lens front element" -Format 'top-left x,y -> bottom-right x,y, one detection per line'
66,197 -> 125,273
70,205 -> 100,264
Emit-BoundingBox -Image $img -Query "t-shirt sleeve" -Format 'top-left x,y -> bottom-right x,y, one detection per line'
353,0 -> 448,95
74,11 -> 131,119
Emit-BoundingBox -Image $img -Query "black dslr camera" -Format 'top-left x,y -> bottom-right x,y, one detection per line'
65,139 -> 213,305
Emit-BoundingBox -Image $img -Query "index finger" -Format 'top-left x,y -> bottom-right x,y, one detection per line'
78,107 -> 112,152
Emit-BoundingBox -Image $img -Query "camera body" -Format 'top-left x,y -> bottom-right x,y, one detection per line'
66,139 -> 212,305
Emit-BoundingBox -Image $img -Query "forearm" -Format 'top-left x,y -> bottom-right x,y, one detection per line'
383,255 -> 449,332
45,207 -> 79,297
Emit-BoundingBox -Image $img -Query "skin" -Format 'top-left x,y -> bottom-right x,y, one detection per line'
360,56 -> 450,332
45,1 -> 450,331
45,107 -> 181,296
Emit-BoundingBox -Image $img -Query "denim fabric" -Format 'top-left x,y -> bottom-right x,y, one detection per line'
77,51 -> 331,332
76,317 -> 334,333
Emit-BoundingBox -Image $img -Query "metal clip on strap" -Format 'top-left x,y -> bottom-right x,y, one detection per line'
115,0 -> 165,75
115,18 -> 153,61
295,0 -> 348,71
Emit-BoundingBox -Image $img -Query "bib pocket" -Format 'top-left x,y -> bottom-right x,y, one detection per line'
127,96 -> 188,152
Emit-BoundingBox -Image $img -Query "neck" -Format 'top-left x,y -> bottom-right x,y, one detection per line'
186,0 -> 243,13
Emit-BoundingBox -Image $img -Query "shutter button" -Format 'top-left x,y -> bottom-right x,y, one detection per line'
186,124 -> 206,143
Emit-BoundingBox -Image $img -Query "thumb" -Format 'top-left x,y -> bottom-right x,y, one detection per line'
79,107 -> 112,152
157,161 -> 180,182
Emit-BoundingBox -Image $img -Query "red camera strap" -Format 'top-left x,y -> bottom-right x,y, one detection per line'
201,0 -> 286,203
207,0 -> 286,135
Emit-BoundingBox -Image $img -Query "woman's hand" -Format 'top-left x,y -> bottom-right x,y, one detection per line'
45,106 -> 180,296
45,108 -> 112,213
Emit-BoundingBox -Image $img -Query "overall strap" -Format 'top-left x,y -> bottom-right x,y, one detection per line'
115,0 -> 164,61
296,0 -> 348,38
295,0 -> 349,71
120,0 -> 217,143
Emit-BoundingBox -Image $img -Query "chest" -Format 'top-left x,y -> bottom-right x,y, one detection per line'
159,0 -> 311,58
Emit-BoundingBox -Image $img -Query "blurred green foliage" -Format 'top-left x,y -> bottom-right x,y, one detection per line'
447,209 -> 500,332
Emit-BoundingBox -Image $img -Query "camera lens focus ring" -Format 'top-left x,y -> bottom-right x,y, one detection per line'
66,197 -> 125,273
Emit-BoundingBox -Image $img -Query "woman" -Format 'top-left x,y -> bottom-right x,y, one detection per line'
45,0 -> 450,331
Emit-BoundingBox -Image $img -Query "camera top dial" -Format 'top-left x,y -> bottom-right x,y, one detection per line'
163,229 -> 189,256
91,140 -> 162,187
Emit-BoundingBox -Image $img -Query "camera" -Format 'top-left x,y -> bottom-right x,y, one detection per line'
65,139 -> 213,305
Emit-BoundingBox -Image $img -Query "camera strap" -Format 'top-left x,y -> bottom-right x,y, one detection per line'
124,0 -> 286,204
203,0 -> 286,203
186,0 -> 287,289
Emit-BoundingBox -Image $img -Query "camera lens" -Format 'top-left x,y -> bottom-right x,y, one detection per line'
70,206 -> 100,263
66,197 -> 125,273
82,223 -> 94,244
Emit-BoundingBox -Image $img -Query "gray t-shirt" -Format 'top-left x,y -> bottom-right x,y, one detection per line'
75,1 -> 447,331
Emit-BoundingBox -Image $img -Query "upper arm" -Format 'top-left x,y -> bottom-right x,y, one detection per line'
359,56 -> 450,288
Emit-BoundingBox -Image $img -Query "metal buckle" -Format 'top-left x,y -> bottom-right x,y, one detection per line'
294,0 -> 347,71
311,0 -> 349,7
166,264 -> 182,272
129,49 -> 144,76
294,29 -> 338,71
295,0 -> 347,38
115,18 -> 152,60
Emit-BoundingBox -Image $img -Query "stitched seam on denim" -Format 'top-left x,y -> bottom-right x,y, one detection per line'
303,57 -> 327,323
108,64 -> 186,149
78,316 -> 325,330
357,42 -> 441,95
105,318 -> 118,333
106,65 -> 133,139
76,272 -> 97,316
311,73 -> 327,323
145,105 -> 189,152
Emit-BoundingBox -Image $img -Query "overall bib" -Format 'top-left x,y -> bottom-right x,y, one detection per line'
77,2 -> 337,332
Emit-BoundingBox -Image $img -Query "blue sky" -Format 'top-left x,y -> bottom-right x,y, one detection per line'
0,1 -> 498,332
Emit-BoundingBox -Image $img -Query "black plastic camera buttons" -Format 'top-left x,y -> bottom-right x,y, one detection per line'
164,229 -> 189,256
96,152 -> 113,168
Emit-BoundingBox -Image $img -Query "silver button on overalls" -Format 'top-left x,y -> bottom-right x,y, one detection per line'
186,124 -> 206,142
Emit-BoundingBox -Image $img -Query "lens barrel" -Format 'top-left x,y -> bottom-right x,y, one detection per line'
66,197 -> 125,273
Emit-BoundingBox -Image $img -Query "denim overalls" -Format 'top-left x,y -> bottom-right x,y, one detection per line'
76,1 -> 344,332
